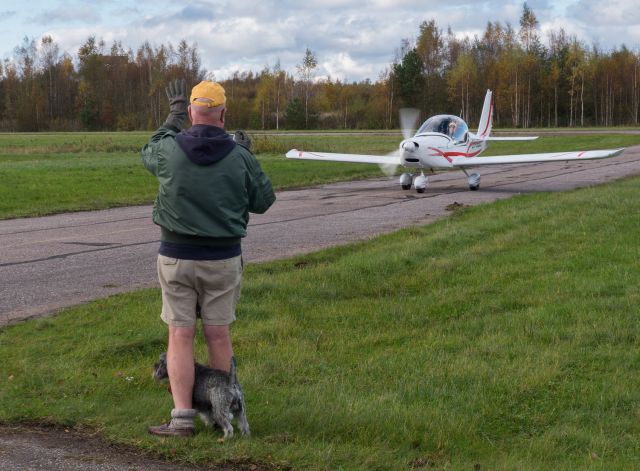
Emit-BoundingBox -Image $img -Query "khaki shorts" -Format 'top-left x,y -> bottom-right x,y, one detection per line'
157,255 -> 243,327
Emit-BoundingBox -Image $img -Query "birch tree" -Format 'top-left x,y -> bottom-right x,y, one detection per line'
297,48 -> 317,129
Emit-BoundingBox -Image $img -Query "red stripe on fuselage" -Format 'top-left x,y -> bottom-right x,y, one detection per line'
444,149 -> 483,158
428,147 -> 483,163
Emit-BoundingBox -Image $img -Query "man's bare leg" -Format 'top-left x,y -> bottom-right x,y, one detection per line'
203,324 -> 233,372
149,325 -> 197,437
167,325 -> 196,409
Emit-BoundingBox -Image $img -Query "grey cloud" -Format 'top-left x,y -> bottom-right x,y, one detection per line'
142,1 -> 220,28
29,5 -> 100,25
109,5 -> 143,18
0,10 -> 17,21
177,4 -> 216,21
568,0 -> 640,25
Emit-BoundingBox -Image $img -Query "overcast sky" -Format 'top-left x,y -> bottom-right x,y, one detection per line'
1,0 -> 639,82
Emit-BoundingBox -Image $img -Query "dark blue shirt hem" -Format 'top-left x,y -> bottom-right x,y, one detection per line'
159,241 -> 242,260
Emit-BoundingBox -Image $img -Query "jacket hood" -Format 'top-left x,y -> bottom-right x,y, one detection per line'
176,124 -> 236,166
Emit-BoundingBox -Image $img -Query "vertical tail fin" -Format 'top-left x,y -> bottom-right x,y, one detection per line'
477,90 -> 493,139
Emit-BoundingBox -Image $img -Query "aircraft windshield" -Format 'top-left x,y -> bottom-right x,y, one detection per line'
416,115 -> 468,142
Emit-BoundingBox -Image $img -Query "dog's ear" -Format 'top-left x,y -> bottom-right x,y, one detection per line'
229,356 -> 237,383
159,352 -> 167,361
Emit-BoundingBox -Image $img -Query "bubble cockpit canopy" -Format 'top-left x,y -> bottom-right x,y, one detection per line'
416,115 -> 468,142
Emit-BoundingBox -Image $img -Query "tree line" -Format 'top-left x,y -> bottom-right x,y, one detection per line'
1,4 -> 638,132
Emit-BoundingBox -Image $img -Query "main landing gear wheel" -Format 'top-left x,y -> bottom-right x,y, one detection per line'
467,172 -> 481,191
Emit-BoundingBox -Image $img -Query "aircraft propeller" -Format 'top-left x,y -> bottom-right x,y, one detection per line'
377,107 -> 420,176
399,107 -> 420,140
378,150 -> 401,176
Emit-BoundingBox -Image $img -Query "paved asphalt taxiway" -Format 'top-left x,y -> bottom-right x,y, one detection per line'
1,145 -> 640,325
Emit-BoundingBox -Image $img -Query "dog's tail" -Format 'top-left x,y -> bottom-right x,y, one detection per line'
229,356 -> 237,383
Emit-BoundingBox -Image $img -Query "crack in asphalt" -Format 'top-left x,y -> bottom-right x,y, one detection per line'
0,241 -> 156,268
0,214 -> 150,236
61,242 -> 119,247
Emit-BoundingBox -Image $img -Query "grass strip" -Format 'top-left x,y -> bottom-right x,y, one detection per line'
1,176 -> 639,469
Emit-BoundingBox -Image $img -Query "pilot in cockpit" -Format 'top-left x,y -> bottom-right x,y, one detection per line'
448,121 -> 457,137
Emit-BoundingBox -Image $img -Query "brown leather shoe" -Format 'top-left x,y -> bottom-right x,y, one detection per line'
148,421 -> 195,437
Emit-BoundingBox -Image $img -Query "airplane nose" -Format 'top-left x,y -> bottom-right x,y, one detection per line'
402,141 -> 419,152
400,141 -> 421,165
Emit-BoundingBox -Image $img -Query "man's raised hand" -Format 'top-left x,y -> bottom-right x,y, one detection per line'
163,79 -> 188,130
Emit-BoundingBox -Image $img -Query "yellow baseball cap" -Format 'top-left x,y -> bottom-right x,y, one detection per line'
190,81 -> 226,108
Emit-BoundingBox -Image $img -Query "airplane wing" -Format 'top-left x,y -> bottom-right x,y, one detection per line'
452,148 -> 624,167
286,149 -> 401,165
485,136 -> 538,141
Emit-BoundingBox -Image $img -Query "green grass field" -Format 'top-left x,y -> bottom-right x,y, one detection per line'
1,131 -> 638,219
1,175 -> 639,470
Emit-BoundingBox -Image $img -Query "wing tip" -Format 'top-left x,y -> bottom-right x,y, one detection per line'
584,148 -> 625,158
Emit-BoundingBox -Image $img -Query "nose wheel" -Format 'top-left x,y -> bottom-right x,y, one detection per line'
414,172 -> 428,193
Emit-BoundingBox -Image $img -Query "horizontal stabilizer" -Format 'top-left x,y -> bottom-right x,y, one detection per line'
452,148 -> 624,167
286,149 -> 401,165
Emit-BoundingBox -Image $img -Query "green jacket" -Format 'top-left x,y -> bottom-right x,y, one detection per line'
141,125 -> 275,244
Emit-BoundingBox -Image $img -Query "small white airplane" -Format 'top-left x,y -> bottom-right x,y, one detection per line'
286,90 -> 624,192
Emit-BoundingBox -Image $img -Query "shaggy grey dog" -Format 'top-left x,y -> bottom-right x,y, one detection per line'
153,352 -> 250,438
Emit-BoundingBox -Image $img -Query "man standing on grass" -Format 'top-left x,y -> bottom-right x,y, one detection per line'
141,79 -> 275,437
